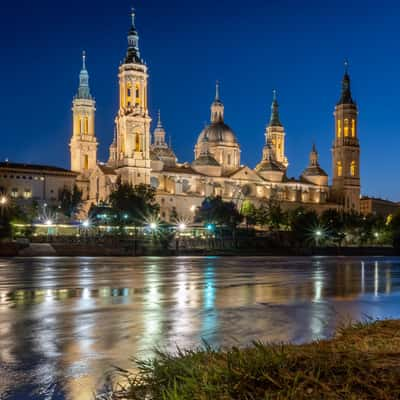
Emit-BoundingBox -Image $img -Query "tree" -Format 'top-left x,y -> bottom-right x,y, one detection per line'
320,209 -> 345,246
0,201 -> 33,240
388,210 -> 400,249
196,196 -> 243,231
240,200 -> 257,227
59,185 -> 82,218
253,197 -> 287,231
109,182 -> 160,227
289,207 -> 320,246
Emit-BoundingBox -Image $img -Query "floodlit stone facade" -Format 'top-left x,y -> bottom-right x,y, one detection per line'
69,9 -> 361,221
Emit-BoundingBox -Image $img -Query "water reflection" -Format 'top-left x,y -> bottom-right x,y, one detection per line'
0,257 -> 400,399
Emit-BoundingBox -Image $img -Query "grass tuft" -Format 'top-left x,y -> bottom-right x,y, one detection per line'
104,320 -> 400,400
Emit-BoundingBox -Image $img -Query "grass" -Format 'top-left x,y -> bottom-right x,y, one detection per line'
104,320 -> 400,400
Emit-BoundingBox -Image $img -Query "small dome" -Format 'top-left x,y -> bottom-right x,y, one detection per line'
153,147 -> 177,160
256,159 -> 284,173
197,122 -> 238,145
302,165 -> 328,177
192,153 -> 220,167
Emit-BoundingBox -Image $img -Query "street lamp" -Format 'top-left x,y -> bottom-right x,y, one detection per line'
315,229 -> 323,247
82,220 -> 90,228
45,219 -> 53,226
149,222 -> 158,230
0,196 -> 7,206
178,223 -> 186,232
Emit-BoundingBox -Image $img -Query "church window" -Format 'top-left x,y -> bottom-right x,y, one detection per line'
126,83 -> 133,107
351,119 -> 356,137
344,119 -> 349,137
337,161 -> 343,177
350,161 -> 356,176
135,134 -> 141,152
337,120 -> 342,138
135,84 -> 140,105
227,154 -> 231,165
84,155 -> 89,170
11,189 -> 18,198
23,189 -> 32,199
84,117 -> 89,134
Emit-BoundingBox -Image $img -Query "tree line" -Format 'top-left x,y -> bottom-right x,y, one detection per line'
2,181 -> 400,249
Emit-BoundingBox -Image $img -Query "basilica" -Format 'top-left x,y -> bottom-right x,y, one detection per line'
69,9 -> 361,222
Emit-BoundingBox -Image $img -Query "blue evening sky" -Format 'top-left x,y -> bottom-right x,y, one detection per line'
2,0 -> 400,200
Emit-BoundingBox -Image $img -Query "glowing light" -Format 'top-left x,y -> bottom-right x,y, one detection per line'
206,224 -> 215,232
190,205 -> 196,212
82,220 -> 90,228
123,214 -> 129,219
45,219 -> 53,226
178,223 -> 186,231
374,232 -> 379,238
0,196 -> 7,205
149,222 -> 157,230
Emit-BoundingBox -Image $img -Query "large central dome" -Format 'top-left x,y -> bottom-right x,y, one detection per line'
197,121 -> 238,145
194,83 -> 241,172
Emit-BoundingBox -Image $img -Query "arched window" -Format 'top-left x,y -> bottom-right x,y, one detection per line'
337,161 -> 343,177
84,116 -> 89,134
126,82 -> 132,107
351,119 -> 356,137
135,134 -> 141,152
350,160 -> 356,177
227,154 -> 231,165
344,119 -> 349,137
135,84 -> 140,105
337,120 -> 342,138
84,154 -> 89,170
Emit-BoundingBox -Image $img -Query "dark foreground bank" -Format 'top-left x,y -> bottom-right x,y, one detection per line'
105,320 -> 400,400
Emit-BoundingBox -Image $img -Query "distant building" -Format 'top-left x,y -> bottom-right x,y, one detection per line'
0,162 -> 77,207
68,8 -> 361,221
360,197 -> 400,217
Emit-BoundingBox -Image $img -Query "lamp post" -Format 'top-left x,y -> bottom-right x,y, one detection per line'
176,223 -> 186,253
315,230 -> 323,247
0,196 -> 7,217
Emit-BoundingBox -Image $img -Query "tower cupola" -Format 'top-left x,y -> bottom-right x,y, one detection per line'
211,81 -> 224,123
76,51 -> 92,100
125,8 -> 142,64
269,89 -> 282,127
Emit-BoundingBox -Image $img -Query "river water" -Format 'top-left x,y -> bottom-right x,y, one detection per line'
0,256 -> 400,399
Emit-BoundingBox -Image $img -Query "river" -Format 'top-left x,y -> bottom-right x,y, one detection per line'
0,256 -> 400,399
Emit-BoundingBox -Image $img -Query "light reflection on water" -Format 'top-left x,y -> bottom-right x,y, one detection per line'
0,256 -> 400,399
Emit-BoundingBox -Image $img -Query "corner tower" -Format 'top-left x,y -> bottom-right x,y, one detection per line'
70,51 -> 98,176
266,90 -> 288,169
332,62 -> 360,212
114,8 -> 152,185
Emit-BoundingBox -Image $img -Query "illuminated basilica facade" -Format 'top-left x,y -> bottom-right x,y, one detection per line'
69,10 -> 361,221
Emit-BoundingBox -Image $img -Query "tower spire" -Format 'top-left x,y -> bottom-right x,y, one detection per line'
125,7 -> 142,64
76,50 -> 92,100
215,81 -> 220,101
338,59 -> 355,105
157,109 -> 162,128
210,82 -> 224,123
269,89 -> 282,127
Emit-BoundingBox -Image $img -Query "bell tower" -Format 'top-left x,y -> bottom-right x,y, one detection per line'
70,51 -> 98,177
266,90 -> 288,169
332,61 -> 360,212
114,8 -> 152,185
